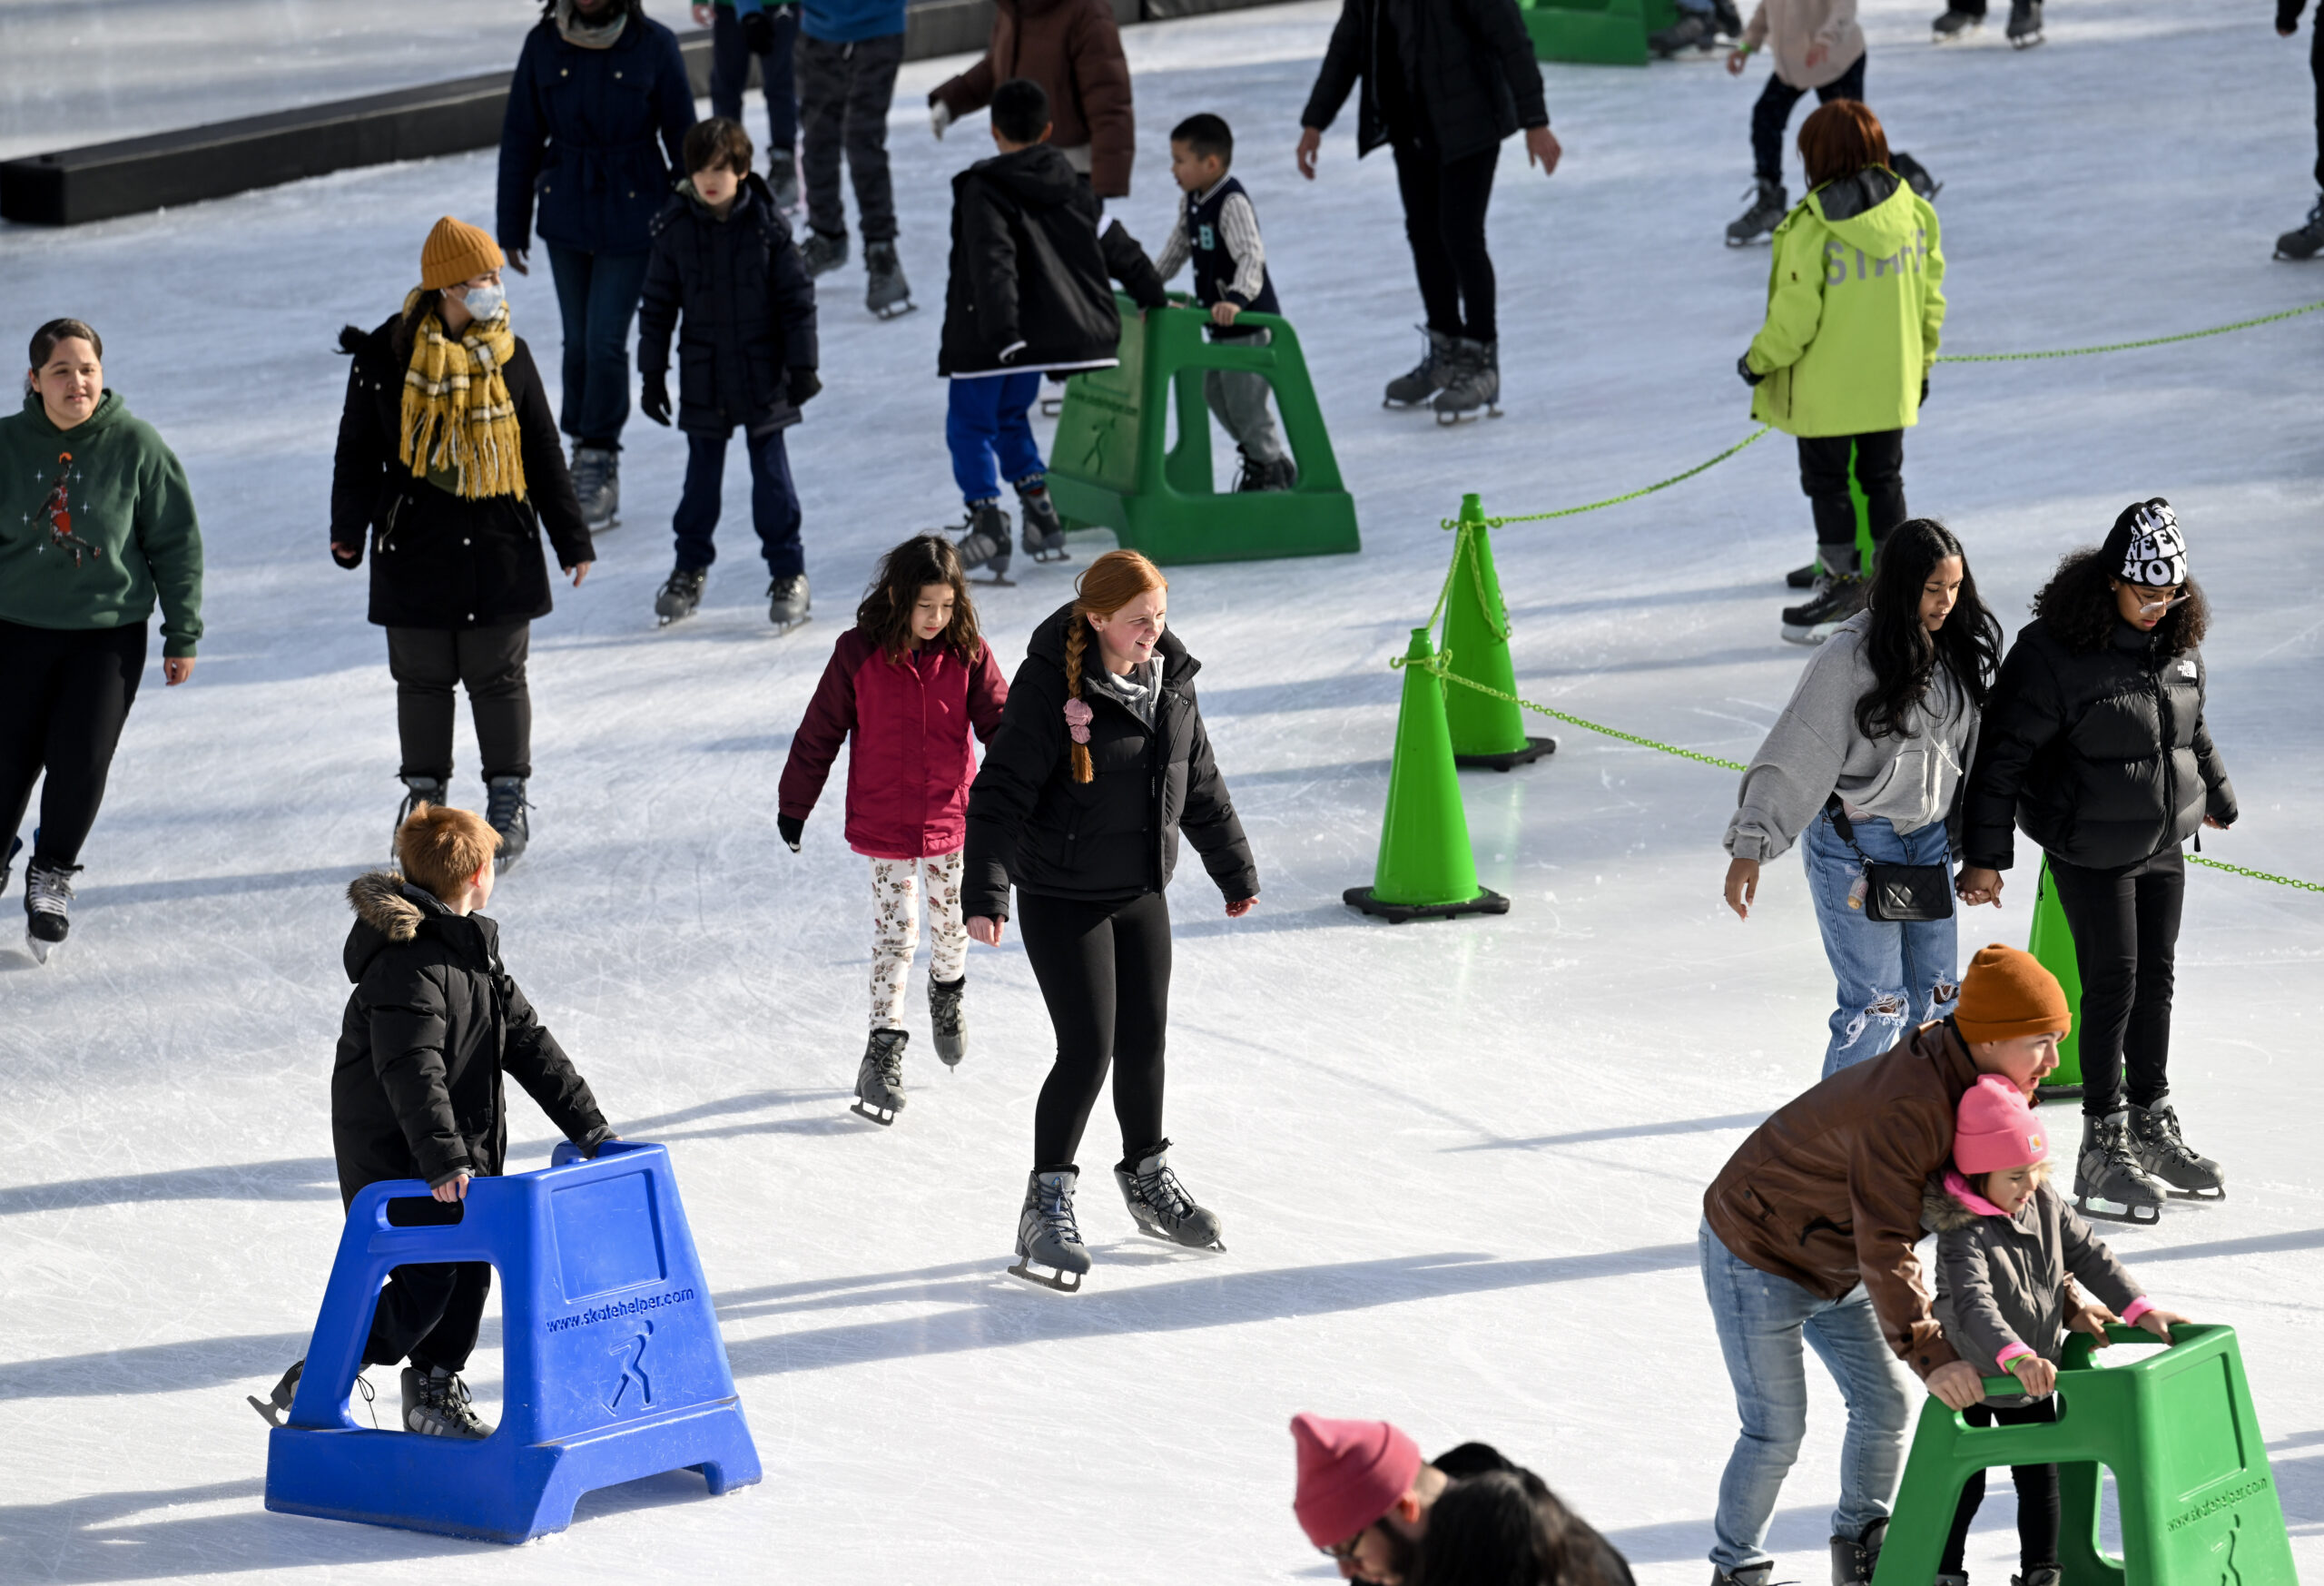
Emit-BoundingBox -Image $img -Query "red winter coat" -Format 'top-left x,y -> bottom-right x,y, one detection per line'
779,628 -> 1009,861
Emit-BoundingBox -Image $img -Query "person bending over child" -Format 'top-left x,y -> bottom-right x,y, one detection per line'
248,803 -> 618,1438
1151,112 -> 1296,494
1923,1075 -> 2187,1586
777,535 -> 1007,1123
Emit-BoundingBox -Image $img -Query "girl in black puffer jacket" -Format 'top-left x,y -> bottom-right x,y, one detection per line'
962,550 -> 1258,1291
1959,499 -> 2237,1226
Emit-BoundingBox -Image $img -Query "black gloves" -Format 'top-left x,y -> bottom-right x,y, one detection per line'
1920,375 -> 1930,406
777,813 -> 804,852
1736,353 -> 1764,388
331,541 -> 363,569
641,370 -> 672,426
738,5 -> 777,54
788,367 -> 822,406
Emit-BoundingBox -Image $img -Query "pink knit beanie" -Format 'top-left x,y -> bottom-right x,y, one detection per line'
1290,1413 -> 1422,1549
1955,1073 -> 2049,1176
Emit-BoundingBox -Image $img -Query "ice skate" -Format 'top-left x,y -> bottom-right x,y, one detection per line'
655,566 -> 706,626
247,1358 -> 302,1426
2276,194 -> 2324,260
569,444 -> 619,532
1830,1518 -> 1886,1586
2129,1101 -> 2225,1199
1115,1140 -> 1226,1251
1780,573 -> 1866,645
391,774 -> 445,864
852,1028 -> 908,1125
863,241 -> 914,319
485,776 -> 530,870
1709,1569 -> 1775,1586
1234,448 -> 1297,493
1432,338 -> 1501,424
767,573 -> 812,632
801,229 -> 848,277
2073,1110 -> 2168,1225
2005,0 -> 2043,46
1727,180 -> 1787,246
1931,7 -> 1980,40
929,976 -> 967,1067
1016,482 -> 1070,563
1009,1167 -> 1093,1292
2015,1570 -> 2063,1586
767,148 -> 801,212
952,499 -> 1015,584
400,1364 -> 491,1438
24,859 -> 77,964
1384,327 -> 1455,409
1891,151 -> 1943,202
1786,559 -> 1821,588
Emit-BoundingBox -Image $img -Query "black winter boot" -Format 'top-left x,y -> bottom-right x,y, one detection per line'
1829,1518 -> 1886,1586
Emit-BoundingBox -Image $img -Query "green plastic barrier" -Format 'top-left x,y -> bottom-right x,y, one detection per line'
2029,857 -> 2087,1092
1873,1324 -> 2297,1586
1045,297 -> 1360,566
1519,0 -> 1678,65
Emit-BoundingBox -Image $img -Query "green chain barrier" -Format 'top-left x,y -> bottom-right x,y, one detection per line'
1934,298 -> 2324,364
1440,426 -> 1775,531
2186,854 -> 2324,894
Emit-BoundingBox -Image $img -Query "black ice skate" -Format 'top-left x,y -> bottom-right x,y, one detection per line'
1830,1518 -> 1887,1586
852,1028 -> 909,1125
2074,1110 -> 2168,1225
25,858 -> 77,964
1931,7 -> 1980,41
801,229 -> 848,278
2277,195 -> 2324,260
2129,1101 -> 2225,1199
1432,338 -> 1502,424
863,241 -> 914,319
1114,1139 -> 1226,1251
1709,1569 -> 1776,1586
569,444 -> 619,532
1384,328 -> 1456,409
1017,486 -> 1070,564
486,776 -> 531,870
929,976 -> 967,1067
247,1358 -> 303,1426
655,566 -> 706,626
2006,0 -> 2043,46
952,499 -> 1015,584
401,1364 -> 491,1438
1235,448 -> 1298,493
2015,1570 -> 2063,1586
1786,559 -> 1822,588
768,573 -> 812,632
1779,573 -> 1867,645
1010,1167 -> 1093,1292
1727,180 -> 1788,246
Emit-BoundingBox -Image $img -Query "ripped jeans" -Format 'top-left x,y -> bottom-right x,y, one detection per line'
1802,807 -> 1959,1077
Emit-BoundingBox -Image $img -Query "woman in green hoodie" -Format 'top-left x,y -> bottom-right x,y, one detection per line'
1738,100 -> 1945,647
0,318 -> 204,961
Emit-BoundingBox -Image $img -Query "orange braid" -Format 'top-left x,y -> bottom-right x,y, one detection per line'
1063,619 -> 1094,783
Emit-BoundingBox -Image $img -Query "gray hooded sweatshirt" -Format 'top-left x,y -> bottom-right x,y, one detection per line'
1724,611 -> 1979,862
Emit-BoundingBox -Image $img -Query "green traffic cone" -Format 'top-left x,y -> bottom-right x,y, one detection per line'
2028,857 -> 2086,1095
1441,494 -> 1556,771
1344,627 -> 1511,923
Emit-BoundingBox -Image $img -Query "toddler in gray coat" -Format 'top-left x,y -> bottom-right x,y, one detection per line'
1921,1075 -> 2185,1586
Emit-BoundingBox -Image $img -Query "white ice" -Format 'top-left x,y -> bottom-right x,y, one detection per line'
3,1 -> 2322,1581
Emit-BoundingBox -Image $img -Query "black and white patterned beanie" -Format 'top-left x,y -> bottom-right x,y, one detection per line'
2102,497 -> 2187,587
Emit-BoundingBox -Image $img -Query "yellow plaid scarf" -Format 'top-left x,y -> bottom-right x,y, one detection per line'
399,290 -> 526,500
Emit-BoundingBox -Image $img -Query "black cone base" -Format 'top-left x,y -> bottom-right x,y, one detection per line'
1454,736 -> 1558,773
1344,885 -> 1510,924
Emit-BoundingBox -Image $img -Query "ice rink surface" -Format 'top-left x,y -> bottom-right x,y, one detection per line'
4,0 -> 2323,1580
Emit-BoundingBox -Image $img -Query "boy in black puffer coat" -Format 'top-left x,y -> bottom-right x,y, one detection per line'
938,77 -> 1167,577
248,804 -> 617,1441
637,116 -> 821,631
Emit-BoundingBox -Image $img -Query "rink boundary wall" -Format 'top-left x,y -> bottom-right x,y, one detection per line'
0,0 -> 1298,227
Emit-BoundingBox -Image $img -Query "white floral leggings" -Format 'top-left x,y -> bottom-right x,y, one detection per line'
869,851 -> 969,1030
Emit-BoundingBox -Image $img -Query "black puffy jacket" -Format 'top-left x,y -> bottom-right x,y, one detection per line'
329,318 -> 593,630
331,872 -> 611,1203
1963,618 -> 2237,872
962,604 -> 1257,921
938,143 -> 1167,378
637,174 -> 820,437
1301,0 -> 1550,164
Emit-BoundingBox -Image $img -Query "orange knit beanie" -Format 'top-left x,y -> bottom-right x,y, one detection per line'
419,216 -> 504,291
1954,943 -> 2072,1044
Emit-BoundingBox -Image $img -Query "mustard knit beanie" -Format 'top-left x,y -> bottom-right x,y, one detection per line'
419,216 -> 504,291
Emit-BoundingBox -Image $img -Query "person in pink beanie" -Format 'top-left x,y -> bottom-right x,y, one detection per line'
1917,1075 -> 2191,1586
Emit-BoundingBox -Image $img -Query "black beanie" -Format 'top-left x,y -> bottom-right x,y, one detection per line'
2101,497 -> 2187,587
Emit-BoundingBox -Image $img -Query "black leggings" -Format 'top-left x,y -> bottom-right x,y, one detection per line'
385,621 -> 533,783
1941,1396 -> 2061,1575
1751,53 -> 1867,184
365,1262 -> 493,1374
1796,431 -> 1905,572
1019,890 -> 1172,1169
0,618 -> 146,872
2048,849 -> 2185,1118
1392,139 -> 1502,342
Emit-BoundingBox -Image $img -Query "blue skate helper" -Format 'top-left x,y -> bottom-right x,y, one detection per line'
264,1140 -> 759,1543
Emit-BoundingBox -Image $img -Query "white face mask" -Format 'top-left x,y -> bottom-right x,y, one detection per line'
455,281 -> 506,320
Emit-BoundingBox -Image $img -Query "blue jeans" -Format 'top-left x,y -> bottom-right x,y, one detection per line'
672,425 -> 804,579
1700,1221 -> 1912,1575
946,372 -> 1044,504
711,4 -> 799,148
544,243 -> 650,445
1802,807 -> 1959,1078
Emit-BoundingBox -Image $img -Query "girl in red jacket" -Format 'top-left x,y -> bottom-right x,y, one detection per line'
779,536 -> 1008,1124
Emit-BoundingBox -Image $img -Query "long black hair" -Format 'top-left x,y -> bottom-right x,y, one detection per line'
856,535 -> 982,663
1412,1470 -> 1625,1586
2032,545 -> 2210,658
1854,518 -> 2003,742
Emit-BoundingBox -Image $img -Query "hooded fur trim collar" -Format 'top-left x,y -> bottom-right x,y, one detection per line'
348,871 -> 430,942
1922,1176 -> 1981,1234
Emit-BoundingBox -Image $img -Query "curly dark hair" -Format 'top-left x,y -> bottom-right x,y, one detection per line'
2032,545 -> 2210,657
1854,518 -> 2002,742
856,535 -> 982,664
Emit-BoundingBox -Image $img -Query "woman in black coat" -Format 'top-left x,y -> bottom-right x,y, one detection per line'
330,217 -> 594,867
1958,498 -> 2236,1226
962,550 -> 1258,1292
1295,0 -> 1561,420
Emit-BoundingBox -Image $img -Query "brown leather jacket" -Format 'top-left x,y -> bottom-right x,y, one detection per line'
1704,1020 -> 1983,1379
931,0 -> 1136,198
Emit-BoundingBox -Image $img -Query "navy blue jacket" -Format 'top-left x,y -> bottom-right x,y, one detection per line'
638,174 -> 821,437
497,11 -> 696,257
